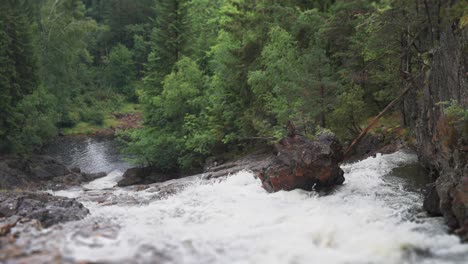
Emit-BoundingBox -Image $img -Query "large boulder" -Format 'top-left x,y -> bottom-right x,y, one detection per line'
258,132 -> 345,192
0,192 -> 89,228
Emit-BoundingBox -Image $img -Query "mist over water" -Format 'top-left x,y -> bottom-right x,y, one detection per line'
44,139 -> 468,264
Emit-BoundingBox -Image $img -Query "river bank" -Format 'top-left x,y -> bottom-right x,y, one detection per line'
60,103 -> 143,137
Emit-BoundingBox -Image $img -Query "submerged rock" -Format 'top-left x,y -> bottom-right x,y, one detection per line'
258,132 -> 345,192
0,192 -> 89,228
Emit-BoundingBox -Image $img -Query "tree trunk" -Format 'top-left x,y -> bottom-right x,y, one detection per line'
343,78 -> 413,159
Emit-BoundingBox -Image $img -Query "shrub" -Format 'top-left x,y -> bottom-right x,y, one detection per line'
80,108 -> 104,125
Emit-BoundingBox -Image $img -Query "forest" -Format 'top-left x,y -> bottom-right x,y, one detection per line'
1,0 -> 466,173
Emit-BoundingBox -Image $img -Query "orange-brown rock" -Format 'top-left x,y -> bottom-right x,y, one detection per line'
258,132 -> 345,192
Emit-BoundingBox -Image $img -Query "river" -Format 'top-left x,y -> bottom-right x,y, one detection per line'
38,137 -> 468,264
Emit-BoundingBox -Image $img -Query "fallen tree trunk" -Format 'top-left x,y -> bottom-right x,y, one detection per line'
343,72 -> 418,159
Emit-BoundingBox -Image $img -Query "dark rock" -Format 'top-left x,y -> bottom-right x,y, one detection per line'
123,167 -> 149,180
0,155 -> 102,190
81,172 -> 107,181
0,192 -> 89,228
0,197 -> 20,218
423,183 -> 442,216
318,131 -> 344,162
402,25 -> 467,240
70,167 -> 81,173
452,177 -> 468,241
0,216 -> 20,236
117,167 -> 149,187
203,156 -> 221,172
258,133 -> 345,192
117,167 -> 176,187
40,163 -> 70,178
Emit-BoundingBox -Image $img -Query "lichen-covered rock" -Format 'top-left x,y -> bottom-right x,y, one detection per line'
258,133 -> 345,192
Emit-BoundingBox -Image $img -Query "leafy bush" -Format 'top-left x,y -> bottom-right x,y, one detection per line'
59,110 -> 81,128
80,108 -> 104,125
119,128 -> 182,172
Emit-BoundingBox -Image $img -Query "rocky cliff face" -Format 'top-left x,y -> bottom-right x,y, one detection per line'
403,25 -> 467,240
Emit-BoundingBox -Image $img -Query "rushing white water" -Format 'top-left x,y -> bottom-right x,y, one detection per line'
46,151 -> 468,264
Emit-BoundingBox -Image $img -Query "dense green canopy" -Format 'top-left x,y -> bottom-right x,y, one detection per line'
0,0 -> 465,171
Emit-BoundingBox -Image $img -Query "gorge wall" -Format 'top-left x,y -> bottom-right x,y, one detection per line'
403,23 -> 467,240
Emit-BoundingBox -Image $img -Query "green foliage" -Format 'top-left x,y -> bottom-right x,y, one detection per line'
120,128 -> 182,171
248,26 -> 305,136
0,0 -> 43,153
60,111 -> 82,128
330,86 -> 367,140
104,43 -> 135,96
9,87 -> 59,154
39,0 -> 97,98
438,100 -> 468,123
1,0 -> 462,173
80,109 -> 105,126
143,0 -> 189,93
124,57 -> 210,172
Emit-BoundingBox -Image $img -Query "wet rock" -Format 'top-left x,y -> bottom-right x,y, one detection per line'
201,155 -> 269,180
203,156 -> 222,172
0,216 -> 20,236
258,133 -> 345,192
81,172 -> 107,182
423,183 -> 442,216
117,166 -> 179,187
70,167 -> 81,173
0,155 -> 104,190
118,150 -> 272,187
452,177 -> 468,241
0,192 -> 89,228
117,167 -> 149,187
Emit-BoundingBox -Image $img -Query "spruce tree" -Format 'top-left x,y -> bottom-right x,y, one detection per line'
144,0 -> 189,94
0,0 -> 40,153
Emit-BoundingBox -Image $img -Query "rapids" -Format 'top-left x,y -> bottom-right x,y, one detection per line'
38,139 -> 468,264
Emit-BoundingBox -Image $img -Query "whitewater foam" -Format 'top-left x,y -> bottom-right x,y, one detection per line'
48,151 -> 468,264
